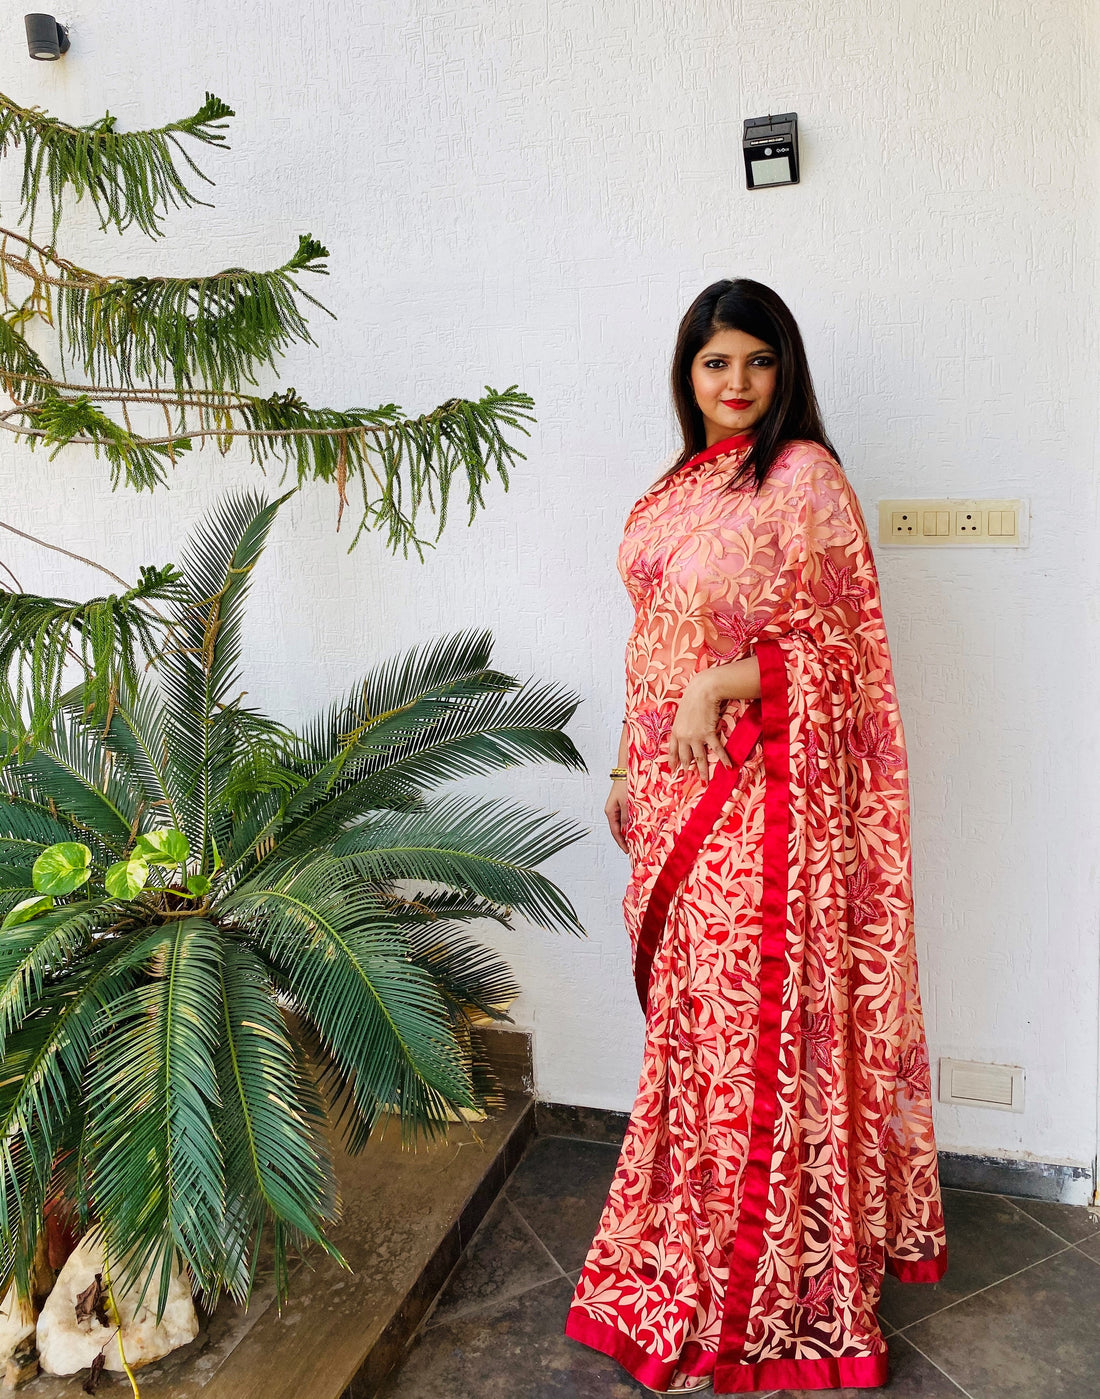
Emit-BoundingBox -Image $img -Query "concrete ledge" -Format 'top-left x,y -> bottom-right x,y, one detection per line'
16,1089 -> 535,1399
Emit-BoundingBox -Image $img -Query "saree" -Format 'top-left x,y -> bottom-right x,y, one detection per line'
564,431 -> 947,1393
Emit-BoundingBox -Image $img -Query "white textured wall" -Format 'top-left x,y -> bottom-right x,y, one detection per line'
1,1 -> 1097,1182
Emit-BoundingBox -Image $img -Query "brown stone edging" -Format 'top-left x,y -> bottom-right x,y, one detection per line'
532,1098 -> 1093,1205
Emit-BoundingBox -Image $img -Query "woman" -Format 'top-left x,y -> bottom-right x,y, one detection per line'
564,279 -> 947,1395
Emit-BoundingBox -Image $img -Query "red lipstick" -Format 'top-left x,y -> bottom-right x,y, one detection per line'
722,398 -> 751,408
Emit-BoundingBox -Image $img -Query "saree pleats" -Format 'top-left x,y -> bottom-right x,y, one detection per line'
564,437 -> 947,1393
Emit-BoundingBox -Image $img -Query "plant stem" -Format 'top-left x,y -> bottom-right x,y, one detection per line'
0,518 -> 130,587
101,1250 -> 141,1399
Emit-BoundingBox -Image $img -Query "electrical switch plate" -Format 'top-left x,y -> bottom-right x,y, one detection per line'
878,499 -> 1028,547
938,1057 -> 1024,1112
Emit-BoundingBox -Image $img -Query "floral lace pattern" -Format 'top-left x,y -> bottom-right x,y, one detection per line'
565,439 -> 947,1392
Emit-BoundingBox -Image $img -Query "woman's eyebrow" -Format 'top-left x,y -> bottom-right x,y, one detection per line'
698,348 -> 777,358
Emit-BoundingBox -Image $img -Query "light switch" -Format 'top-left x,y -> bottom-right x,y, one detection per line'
922,510 -> 950,536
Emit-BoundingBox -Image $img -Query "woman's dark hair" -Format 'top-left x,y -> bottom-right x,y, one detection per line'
663,278 -> 840,492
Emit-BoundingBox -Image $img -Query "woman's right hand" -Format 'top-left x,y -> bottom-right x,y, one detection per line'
605,780 -> 630,854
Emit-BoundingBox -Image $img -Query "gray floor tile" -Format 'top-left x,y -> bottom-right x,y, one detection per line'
877,1186 -> 1066,1330
1074,1232 -> 1100,1265
904,1244 -> 1100,1398
773,1332 -> 968,1396
425,1195 -> 562,1329
504,1134 -> 621,1272
999,1192 -> 1100,1244
378,1274 -> 649,1397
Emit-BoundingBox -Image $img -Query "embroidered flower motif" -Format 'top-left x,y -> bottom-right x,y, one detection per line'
696,1164 -> 717,1200
630,556 -> 664,589
803,726 -> 823,789
845,714 -> 903,775
845,859 -> 881,928
898,1043 -> 932,1096
710,609 -> 761,653
856,1241 -> 882,1289
802,1009 -> 834,1071
636,708 -> 674,760
649,1147 -> 674,1204
796,1269 -> 834,1318
820,554 -> 870,608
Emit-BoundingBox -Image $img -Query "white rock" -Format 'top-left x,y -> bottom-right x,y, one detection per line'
36,1237 -> 198,1374
0,1284 -> 34,1363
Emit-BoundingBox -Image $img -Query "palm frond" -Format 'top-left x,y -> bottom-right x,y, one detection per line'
226,861 -> 474,1148
292,629 -> 512,768
0,902 -> 107,1052
329,794 -> 587,936
84,919 -> 226,1316
0,786 -> 80,862
0,932 -> 146,1298
215,941 -> 341,1302
11,711 -> 140,853
230,641 -> 582,879
159,491 -> 290,866
95,682 -> 181,831
344,678 -> 588,811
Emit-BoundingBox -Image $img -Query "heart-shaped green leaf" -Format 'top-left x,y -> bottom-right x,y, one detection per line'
132,829 -> 190,866
186,874 -> 211,898
32,842 -> 92,896
105,857 -> 150,900
1,894 -> 55,930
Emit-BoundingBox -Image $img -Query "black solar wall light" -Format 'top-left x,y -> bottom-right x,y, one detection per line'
743,113 -> 799,189
25,13 -> 70,60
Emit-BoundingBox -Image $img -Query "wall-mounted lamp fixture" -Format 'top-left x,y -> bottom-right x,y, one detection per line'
742,113 -> 799,189
25,13 -> 70,60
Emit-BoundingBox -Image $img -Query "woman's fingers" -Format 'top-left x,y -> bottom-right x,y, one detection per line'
605,793 -> 629,853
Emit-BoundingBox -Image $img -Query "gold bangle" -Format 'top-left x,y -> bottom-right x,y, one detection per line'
609,767 -> 627,780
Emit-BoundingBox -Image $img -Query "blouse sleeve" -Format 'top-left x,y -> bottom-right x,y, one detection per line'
781,452 -> 880,678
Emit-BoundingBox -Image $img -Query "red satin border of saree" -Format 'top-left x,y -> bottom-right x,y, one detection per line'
562,1311 -> 889,1392
631,695 -> 764,1015
711,635 -> 794,1388
577,637 -> 898,1391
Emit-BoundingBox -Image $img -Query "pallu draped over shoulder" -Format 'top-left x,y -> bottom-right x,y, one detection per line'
564,433 -> 948,1394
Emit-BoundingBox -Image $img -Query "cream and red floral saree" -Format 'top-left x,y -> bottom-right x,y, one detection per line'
565,431 -> 947,1393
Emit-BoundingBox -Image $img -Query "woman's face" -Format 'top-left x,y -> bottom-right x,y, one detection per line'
690,327 -> 779,445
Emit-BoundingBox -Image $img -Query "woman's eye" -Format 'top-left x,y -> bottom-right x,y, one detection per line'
751,357 -> 776,367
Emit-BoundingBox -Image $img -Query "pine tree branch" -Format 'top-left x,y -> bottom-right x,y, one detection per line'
0,518 -> 130,588
0,227 -> 330,395
0,386 -> 535,556
0,227 -> 332,393
0,89 -> 537,558
0,563 -> 186,753
0,91 -> 234,239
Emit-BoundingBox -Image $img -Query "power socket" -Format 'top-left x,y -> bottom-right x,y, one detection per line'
878,499 -> 1027,547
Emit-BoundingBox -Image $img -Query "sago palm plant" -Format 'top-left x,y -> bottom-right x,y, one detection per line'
0,490 -> 586,1317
